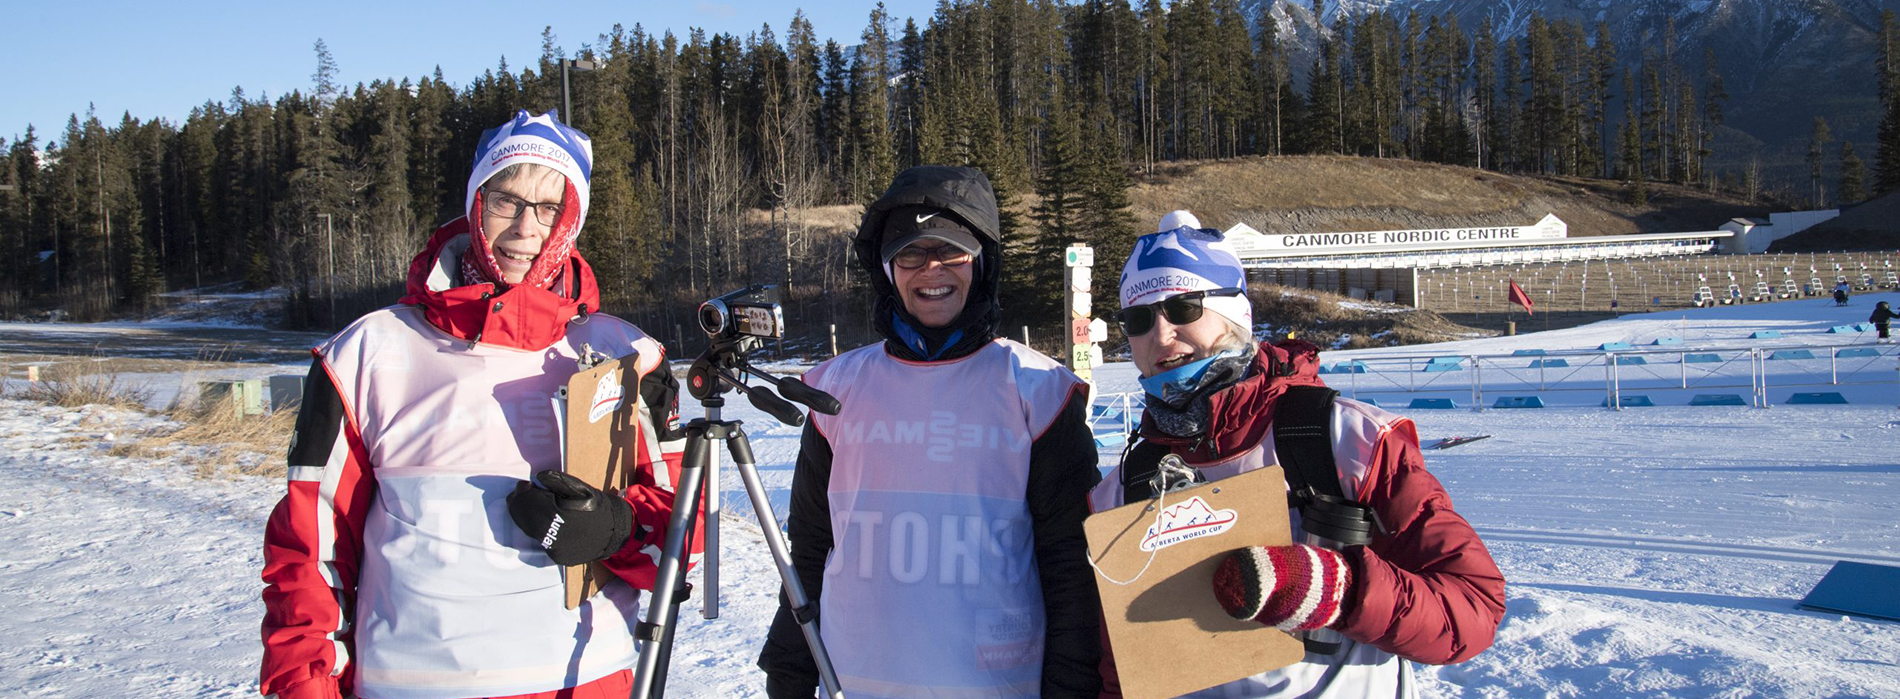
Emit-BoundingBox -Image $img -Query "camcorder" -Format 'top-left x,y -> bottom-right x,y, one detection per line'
697,284 -> 785,341
684,284 -> 838,419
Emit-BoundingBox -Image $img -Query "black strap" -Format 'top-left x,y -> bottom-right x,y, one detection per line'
1272,386 -> 1343,501
1117,439 -> 1170,502
1118,386 -> 1342,502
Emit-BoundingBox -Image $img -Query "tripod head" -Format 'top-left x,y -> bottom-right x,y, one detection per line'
684,287 -> 841,426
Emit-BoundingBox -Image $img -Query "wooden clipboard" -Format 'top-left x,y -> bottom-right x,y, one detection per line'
1083,465 -> 1303,699
557,351 -> 646,610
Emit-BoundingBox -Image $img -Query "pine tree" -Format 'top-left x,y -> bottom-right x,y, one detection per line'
1078,100 -> 1139,320
1878,10 -> 1900,195
1525,16 -> 1561,174
1472,18 -> 1498,169
1619,70 -> 1645,206
818,40 -> 850,199
580,27 -> 658,311
1880,97 -> 1900,196
1136,0 -> 1169,168
1640,61 -> 1666,181
408,70 -> 455,228
1593,22 -> 1619,177
0,135 -> 19,307
1255,2 -> 1292,155
366,81 -> 413,290
895,19 -> 925,169
848,4 -> 896,204
1497,38 -> 1523,171
7,128 -> 44,297
1808,116 -> 1831,207
124,221 -> 162,309
1305,0 -> 1343,154
1840,141 -> 1866,204
1016,88 -> 1086,325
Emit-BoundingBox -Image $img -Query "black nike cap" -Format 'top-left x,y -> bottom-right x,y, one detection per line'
880,205 -> 983,263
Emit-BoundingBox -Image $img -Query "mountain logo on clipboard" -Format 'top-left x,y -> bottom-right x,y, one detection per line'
1139,496 -> 1239,551
588,368 -> 624,423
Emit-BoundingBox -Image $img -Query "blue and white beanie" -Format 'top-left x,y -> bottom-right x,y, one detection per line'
1119,220 -> 1252,330
465,110 -> 594,230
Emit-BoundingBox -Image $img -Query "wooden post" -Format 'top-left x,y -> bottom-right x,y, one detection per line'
829,324 -> 838,357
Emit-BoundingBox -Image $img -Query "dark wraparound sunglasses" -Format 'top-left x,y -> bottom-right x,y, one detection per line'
1116,288 -> 1246,336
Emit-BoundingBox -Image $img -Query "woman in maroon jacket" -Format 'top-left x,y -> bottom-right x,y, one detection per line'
1090,217 -> 1506,698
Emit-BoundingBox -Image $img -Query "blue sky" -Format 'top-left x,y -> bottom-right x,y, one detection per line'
1,0 -> 941,147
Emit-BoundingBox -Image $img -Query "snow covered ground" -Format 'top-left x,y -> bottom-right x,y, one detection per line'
1,294 -> 1897,697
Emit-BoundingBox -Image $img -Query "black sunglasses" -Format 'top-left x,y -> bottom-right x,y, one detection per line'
1116,288 -> 1246,336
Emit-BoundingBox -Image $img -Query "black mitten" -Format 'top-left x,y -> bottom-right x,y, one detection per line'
508,470 -> 634,566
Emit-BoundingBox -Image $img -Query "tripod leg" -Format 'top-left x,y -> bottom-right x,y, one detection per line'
631,423 -> 711,699
723,427 -> 847,699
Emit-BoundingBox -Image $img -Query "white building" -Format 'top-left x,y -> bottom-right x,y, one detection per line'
1717,209 -> 1841,254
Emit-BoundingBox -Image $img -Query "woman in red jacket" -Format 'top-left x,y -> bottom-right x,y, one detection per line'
1091,215 -> 1506,698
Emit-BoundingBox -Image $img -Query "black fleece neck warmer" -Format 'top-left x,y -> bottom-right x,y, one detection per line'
874,280 -> 1000,362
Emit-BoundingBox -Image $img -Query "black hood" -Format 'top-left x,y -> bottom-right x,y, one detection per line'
854,165 -> 1004,361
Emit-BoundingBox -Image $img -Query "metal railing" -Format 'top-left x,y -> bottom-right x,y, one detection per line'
1326,340 -> 1900,410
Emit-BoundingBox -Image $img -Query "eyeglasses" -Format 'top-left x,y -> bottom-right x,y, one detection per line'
890,244 -> 975,270
483,189 -> 565,226
1116,287 -> 1246,336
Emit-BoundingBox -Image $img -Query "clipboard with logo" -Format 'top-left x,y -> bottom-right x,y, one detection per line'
554,350 -> 646,610
1083,464 -> 1303,699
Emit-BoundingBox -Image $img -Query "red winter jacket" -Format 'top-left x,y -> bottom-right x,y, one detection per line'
259,219 -> 692,699
1095,340 -> 1506,696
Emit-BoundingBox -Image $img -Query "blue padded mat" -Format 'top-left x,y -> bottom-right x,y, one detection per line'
1798,561 -> 1900,622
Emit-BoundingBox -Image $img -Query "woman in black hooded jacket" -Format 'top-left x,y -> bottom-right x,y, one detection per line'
756,165 -> 1103,699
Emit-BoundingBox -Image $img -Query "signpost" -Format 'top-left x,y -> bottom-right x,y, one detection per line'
1065,244 -> 1098,386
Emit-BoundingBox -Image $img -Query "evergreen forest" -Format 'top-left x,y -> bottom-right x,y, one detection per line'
3,1 -> 1898,340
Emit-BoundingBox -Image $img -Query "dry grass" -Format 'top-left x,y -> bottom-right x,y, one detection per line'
136,393 -> 297,479
1128,155 -> 1766,239
11,355 -> 297,479
1136,156 -> 1533,221
18,362 -> 155,411
1250,283 -> 1496,350
742,204 -> 864,238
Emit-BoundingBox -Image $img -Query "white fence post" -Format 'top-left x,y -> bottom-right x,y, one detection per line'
1471,355 -> 1483,411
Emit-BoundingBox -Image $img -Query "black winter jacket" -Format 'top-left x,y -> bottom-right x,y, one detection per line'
757,166 -> 1103,697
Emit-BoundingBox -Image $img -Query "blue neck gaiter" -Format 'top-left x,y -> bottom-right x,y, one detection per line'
892,312 -> 965,361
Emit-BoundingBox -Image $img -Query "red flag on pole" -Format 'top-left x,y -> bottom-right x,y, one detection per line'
1507,278 -> 1534,315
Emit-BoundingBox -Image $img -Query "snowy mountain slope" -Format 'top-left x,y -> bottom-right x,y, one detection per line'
1247,0 -> 1885,185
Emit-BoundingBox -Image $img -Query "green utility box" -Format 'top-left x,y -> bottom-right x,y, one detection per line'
200,379 -> 267,417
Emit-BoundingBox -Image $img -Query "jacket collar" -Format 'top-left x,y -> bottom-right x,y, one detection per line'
1140,338 -> 1328,462
397,217 -> 601,351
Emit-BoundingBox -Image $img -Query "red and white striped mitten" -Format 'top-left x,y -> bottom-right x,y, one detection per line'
1211,544 -> 1353,631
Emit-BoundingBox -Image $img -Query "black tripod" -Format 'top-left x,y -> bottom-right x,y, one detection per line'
631,334 -> 844,699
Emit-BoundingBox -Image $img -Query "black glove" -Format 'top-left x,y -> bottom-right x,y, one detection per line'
508,470 -> 634,566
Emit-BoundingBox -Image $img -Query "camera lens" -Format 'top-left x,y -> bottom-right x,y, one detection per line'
697,300 -> 727,336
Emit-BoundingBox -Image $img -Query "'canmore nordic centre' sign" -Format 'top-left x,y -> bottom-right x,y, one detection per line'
1225,214 -> 1568,257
